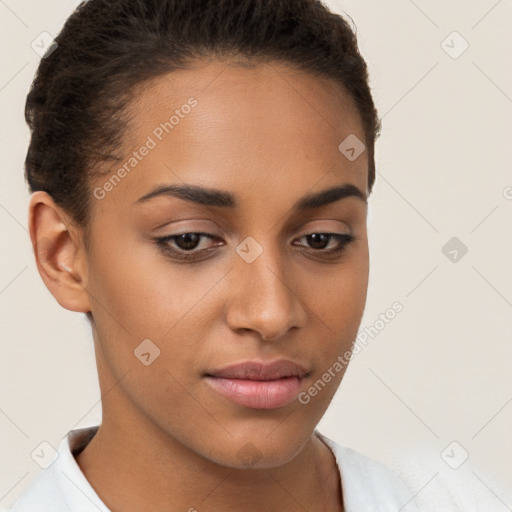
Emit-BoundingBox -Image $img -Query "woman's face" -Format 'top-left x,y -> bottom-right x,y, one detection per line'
82,60 -> 369,468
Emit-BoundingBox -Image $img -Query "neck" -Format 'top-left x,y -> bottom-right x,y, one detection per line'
75,418 -> 343,512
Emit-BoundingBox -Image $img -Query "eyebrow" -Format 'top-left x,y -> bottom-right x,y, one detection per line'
134,182 -> 367,210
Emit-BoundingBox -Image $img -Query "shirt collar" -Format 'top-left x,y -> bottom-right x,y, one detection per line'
36,425 -> 416,512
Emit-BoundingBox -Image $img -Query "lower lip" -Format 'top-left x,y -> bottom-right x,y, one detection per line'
204,376 -> 303,409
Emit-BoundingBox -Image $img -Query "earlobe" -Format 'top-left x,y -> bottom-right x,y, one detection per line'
29,191 -> 92,314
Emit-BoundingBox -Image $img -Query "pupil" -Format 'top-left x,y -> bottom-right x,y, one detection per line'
308,233 -> 329,249
177,233 -> 200,250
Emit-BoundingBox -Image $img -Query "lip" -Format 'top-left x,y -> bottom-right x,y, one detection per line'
203,359 -> 310,410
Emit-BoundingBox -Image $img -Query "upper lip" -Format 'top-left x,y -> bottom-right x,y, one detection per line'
205,359 -> 309,380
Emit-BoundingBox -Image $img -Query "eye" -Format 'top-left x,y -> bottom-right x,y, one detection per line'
154,232 -> 221,261
153,231 -> 355,262
292,232 -> 355,259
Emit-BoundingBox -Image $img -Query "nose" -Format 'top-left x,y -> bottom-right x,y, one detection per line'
224,242 -> 308,341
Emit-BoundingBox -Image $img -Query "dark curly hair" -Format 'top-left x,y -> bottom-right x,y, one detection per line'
25,0 -> 381,243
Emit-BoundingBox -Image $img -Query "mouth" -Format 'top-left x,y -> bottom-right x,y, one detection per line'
203,359 -> 310,410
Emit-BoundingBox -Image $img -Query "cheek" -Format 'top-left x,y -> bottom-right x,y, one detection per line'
85,236 -> 213,399
87,223 -> 368,360
86,229 -> 221,337
309,247 -> 369,328
302,247 -> 369,377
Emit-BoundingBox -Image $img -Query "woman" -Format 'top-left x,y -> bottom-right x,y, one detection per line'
7,0 -> 418,510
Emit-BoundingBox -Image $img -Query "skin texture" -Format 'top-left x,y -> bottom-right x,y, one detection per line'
29,60 -> 370,512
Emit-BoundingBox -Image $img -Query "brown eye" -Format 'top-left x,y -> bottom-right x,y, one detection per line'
293,233 -> 355,258
305,233 -> 331,250
173,233 -> 202,251
154,232 -> 222,261
154,231 -> 355,263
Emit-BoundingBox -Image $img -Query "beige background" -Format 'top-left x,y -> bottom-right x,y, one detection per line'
1,1 -> 511,510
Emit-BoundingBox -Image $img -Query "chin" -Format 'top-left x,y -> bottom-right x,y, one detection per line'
198,425 -> 314,470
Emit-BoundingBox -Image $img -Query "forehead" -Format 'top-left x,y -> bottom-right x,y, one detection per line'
91,60 -> 368,215
128,59 -> 364,147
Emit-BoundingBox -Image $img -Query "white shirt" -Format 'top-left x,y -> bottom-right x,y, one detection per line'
4,425 -> 418,511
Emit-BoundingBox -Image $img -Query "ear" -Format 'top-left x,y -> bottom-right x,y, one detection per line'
28,191 -> 92,314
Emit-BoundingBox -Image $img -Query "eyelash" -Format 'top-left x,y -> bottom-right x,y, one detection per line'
153,231 -> 356,262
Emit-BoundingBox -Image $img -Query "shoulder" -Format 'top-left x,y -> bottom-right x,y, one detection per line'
316,431 -> 419,511
4,426 -> 108,512
3,462 -> 69,511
